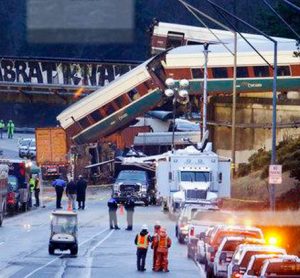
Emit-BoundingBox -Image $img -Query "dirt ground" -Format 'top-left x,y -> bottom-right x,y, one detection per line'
231,171 -> 297,201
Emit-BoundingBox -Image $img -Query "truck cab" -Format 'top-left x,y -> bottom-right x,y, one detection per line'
112,170 -> 152,205
171,166 -> 218,210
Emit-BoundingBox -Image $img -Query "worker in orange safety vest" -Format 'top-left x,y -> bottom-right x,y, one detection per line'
151,221 -> 161,270
134,224 -> 152,271
153,227 -> 172,272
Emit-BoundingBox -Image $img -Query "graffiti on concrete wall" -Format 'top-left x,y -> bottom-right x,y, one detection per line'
0,59 -> 136,87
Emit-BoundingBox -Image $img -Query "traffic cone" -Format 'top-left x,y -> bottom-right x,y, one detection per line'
67,200 -> 72,211
119,204 -> 124,216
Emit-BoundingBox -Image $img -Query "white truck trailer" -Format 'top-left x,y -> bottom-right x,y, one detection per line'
156,143 -> 231,211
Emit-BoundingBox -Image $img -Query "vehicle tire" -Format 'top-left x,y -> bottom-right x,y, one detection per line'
198,255 -> 205,264
144,200 -> 149,207
0,211 -> 3,227
187,248 -> 191,259
178,235 -> 185,244
48,245 -> 55,255
71,245 -> 78,255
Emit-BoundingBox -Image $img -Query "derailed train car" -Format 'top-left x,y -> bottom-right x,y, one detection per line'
57,54 -> 167,144
57,30 -> 300,144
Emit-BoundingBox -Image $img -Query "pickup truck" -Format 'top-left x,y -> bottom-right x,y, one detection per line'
227,244 -> 287,278
205,226 -> 264,278
187,210 -> 236,263
176,204 -> 214,244
112,170 -> 152,205
243,254 -> 285,278
186,209 -> 232,262
213,236 -> 265,278
259,255 -> 300,278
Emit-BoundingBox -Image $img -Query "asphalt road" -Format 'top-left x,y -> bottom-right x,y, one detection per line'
0,189 -> 205,278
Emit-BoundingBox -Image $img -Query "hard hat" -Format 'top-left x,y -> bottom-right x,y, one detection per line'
141,224 -> 148,231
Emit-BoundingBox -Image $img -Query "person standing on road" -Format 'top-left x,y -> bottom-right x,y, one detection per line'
107,197 -> 120,230
153,227 -> 172,272
134,224 -> 152,272
76,175 -> 87,210
52,176 -> 66,209
66,179 -> 77,210
34,176 -> 40,207
7,120 -> 15,139
0,120 -> 5,139
124,196 -> 135,231
29,175 -> 35,208
151,221 -> 161,270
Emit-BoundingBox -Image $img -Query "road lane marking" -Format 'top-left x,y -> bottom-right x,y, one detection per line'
0,242 -> 4,246
195,261 -> 206,277
86,229 -> 114,278
24,228 -> 109,278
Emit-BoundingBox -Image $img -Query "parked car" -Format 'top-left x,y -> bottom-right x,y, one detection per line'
193,211 -> 237,264
213,237 -> 265,278
259,255 -> 300,278
0,164 -> 9,226
243,254 -> 285,278
206,226 -> 264,277
27,139 -> 36,159
176,204 -> 215,244
227,244 -> 286,278
112,170 -> 152,205
196,226 -> 217,264
18,138 -> 34,159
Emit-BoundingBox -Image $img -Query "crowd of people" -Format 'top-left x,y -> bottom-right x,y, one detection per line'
107,196 -> 172,273
52,175 -> 87,210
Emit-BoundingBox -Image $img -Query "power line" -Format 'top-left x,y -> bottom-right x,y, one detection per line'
263,0 -> 300,40
282,0 -> 300,12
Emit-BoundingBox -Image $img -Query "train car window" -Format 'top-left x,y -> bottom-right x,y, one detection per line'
237,67 -> 249,77
187,41 -> 201,45
106,104 -> 115,114
253,66 -> 269,77
114,95 -> 124,107
191,68 -> 204,79
212,67 -> 228,78
78,117 -> 90,129
166,31 -> 184,48
128,88 -> 140,101
90,110 -> 103,122
278,66 -> 290,76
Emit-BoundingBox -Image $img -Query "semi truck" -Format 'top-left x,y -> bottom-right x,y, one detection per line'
156,141 -> 231,211
35,127 -> 69,180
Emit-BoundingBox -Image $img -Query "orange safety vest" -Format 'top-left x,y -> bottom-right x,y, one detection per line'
137,234 -> 149,249
158,236 -> 168,249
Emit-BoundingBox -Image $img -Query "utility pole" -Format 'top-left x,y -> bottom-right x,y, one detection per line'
270,41 -> 278,211
202,43 -> 209,138
231,32 -> 237,175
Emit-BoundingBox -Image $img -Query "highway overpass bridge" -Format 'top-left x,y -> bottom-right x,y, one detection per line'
0,56 -> 139,100
0,56 -> 139,127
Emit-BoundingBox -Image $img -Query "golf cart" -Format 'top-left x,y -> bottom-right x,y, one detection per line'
48,210 -> 78,255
